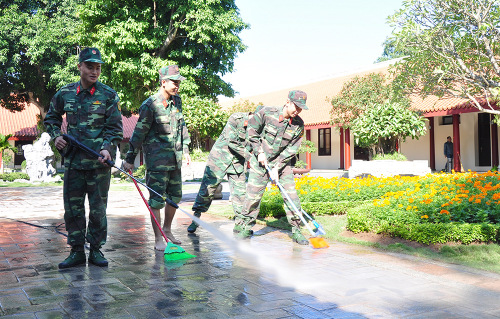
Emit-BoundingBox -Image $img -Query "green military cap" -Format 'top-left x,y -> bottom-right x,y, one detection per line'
159,65 -> 186,81
79,47 -> 104,64
288,90 -> 308,110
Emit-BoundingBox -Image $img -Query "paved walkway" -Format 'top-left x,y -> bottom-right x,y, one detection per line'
1,185 -> 500,318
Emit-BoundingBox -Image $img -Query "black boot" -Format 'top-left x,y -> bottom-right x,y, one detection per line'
88,248 -> 108,267
59,249 -> 86,269
187,212 -> 202,233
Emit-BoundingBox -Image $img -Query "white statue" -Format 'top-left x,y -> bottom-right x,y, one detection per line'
23,133 -> 61,182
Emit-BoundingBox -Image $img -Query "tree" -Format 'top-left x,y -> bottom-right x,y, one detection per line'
1,0 -> 248,118
387,0 -> 500,116
0,134 -> 17,174
182,97 -> 229,149
350,101 -> 427,155
225,99 -> 263,114
374,38 -> 408,63
330,73 -> 392,128
330,73 -> 427,155
0,0 -> 82,115
77,0 -> 249,114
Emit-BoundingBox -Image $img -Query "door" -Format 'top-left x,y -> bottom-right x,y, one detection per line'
478,113 -> 491,166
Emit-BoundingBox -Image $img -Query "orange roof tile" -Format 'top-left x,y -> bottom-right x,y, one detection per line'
0,102 -> 41,139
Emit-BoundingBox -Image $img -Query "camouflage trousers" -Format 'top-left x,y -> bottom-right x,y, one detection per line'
63,167 -> 111,249
237,158 -> 301,230
192,161 -> 246,219
146,169 -> 182,209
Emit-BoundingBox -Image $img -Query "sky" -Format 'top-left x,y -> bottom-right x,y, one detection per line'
220,0 -> 404,101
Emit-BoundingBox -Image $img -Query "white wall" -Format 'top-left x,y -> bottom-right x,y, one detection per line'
402,112 -> 494,172
304,112 -> 498,172
299,128 -> 353,170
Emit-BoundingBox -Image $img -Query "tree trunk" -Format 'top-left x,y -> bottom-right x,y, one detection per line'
376,136 -> 399,155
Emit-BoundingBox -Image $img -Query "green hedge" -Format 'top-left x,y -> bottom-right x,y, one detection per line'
347,202 -> 500,244
0,172 -> 30,182
259,196 -> 362,218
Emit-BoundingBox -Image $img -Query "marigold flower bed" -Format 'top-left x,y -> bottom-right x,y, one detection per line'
260,172 -> 500,244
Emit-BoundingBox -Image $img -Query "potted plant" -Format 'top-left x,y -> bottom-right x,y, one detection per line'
293,140 -> 317,175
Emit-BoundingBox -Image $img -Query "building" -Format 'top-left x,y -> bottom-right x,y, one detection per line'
224,59 -> 498,173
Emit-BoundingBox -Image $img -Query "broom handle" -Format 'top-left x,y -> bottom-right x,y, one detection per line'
61,134 -> 178,208
129,170 -> 170,243
265,165 -> 316,236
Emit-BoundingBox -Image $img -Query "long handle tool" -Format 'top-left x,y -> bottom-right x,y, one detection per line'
61,134 -> 178,208
265,165 -> 329,249
129,170 -> 195,261
300,209 -> 326,236
60,134 -> 195,261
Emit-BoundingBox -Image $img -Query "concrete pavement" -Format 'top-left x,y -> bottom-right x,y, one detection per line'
0,184 -> 500,318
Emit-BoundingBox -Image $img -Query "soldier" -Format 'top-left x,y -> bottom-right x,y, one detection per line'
235,90 -> 309,245
187,109 -> 260,234
44,47 -> 123,268
123,65 -> 191,250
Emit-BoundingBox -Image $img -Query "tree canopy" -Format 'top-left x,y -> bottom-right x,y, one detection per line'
0,0 -> 82,115
330,73 -> 392,128
0,0 -> 248,117
387,0 -> 500,115
330,72 -> 426,155
77,0 -> 248,114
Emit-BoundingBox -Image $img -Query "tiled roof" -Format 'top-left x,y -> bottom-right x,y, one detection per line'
410,94 -> 482,116
122,115 -> 138,141
221,59 -> 483,126
0,101 -> 138,140
0,102 -> 41,139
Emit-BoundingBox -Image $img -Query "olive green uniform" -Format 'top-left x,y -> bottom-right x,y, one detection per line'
237,106 -> 304,230
125,90 -> 190,208
44,80 -> 123,249
192,112 -> 252,218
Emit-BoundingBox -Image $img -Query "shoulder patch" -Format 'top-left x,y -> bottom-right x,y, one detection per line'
231,112 -> 245,119
97,82 -> 117,94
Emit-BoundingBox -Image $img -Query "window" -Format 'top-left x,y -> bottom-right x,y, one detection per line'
441,115 -> 460,125
318,128 -> 331,156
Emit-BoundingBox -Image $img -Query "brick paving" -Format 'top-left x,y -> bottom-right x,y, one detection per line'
0,185 -> 500,318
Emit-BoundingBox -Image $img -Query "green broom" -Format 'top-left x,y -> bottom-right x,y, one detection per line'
130,171 -> 196,261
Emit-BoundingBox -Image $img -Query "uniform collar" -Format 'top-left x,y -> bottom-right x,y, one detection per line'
162,96 -> 174,108
76,81 -> 97,96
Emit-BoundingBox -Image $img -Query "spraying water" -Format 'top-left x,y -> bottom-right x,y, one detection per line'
177,207 -> 332,294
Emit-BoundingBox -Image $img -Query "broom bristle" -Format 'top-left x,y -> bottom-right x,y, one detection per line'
309,237 -> 330,249
164,242 -> 197,261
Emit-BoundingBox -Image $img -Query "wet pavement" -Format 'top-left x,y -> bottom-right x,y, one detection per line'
1,185 -> 500,318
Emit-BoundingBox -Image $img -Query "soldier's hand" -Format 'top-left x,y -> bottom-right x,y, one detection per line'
270,166 -> 279,183
99,150 -> 111,166
123,161 -> 134,171
257,152 -> 267,166
54,136 -> 67,150
184,153 -> 191,166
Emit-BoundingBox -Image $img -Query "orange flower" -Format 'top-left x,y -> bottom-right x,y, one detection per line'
421,215 -> 429,219
440,209 -> 450,215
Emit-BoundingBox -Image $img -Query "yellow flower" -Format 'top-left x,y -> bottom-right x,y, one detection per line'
421,215 -> 429,219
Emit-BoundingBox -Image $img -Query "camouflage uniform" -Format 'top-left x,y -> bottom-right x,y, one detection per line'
192,112 -> 253,220
125,91 -> 190,208
44,79 -> 123,250
237,91 -> 308,236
